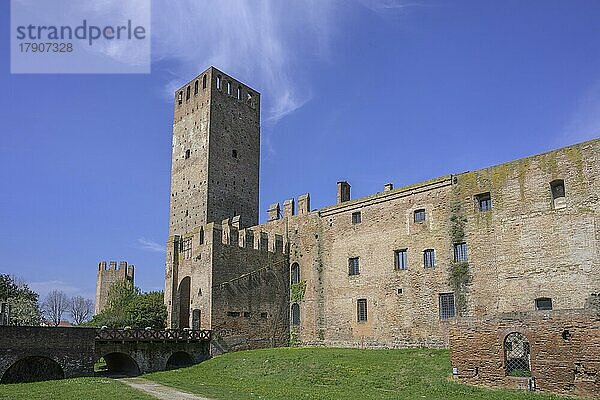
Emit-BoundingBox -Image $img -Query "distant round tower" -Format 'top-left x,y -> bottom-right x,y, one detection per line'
95,261 -> 134,315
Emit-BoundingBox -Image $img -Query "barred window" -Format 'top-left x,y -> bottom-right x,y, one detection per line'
352,211 -> 362,224
439,293 -> 455,320
291,303 -> 300,325
414,209 -> 426,223
504,332 -> 531,376
476,192 -> 492,211
535,297 -> 552,310
395,249 -> 408,270
357,299 -> 367,322
454,242 -> 468,262
424,249 -> 435,268
291,263 -> 300,285
348,257 -> 360,276
180,237 -> 192,259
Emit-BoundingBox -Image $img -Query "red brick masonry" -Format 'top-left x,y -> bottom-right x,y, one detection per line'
449,307 -> 600,398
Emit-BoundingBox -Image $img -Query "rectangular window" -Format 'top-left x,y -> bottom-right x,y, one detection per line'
535,297 -> 553,311
395,249 -> 408,270
439,293 -> 455,320
180,237 -> 192,259
414,209 -> 426,223
476,192 -> 492,211
351,211 -> 362,225
348,257 -> 360,276
357,299 -> 367,322
424,249 -> 435,268
454,243 -> 468,262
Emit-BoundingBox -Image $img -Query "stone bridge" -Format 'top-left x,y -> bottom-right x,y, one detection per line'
0,326 -> 211,384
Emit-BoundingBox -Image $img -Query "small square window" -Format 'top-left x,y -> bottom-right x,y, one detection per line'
232,149 -> 238,158
395,249 -> 408,270
424,249 -> 435,268
476,192 -> 492,211
439,293 -> 455,320
454,243 -> 468,262
357,299 -> 367,322
348,257 -> 360,276
535,297 -> 552,310
396,288 -> 403,295
550,179 -> 566,209
414,209 -> 426,223
352,211 -> 362,224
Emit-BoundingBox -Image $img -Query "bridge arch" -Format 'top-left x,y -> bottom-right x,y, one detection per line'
166,351 -> 194,370
97,352 -> 140,377
1,355 -> 64,384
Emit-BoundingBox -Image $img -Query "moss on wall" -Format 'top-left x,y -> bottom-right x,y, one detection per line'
290,281 -> 306,303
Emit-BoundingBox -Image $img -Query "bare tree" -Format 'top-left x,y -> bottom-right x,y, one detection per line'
70,296 -> 93,325
42,290 -> 69,326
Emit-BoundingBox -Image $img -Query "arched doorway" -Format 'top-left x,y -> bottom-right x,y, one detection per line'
96,353 -> 140,377
1,356 -> 64,383
165,351 -> 194,370
504,332 -> 531,376
178,276 -> 191,329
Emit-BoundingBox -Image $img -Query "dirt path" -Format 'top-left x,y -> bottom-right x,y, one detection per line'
119,377 -> 213,400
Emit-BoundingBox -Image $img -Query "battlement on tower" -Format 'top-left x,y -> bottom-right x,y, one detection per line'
95,260 -> 135,315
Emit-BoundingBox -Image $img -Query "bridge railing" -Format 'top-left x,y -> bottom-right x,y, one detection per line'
95,328 -> 211,342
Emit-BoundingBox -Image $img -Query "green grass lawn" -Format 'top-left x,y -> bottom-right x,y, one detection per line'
0,377 -> 154,400
146,347 -> 569,400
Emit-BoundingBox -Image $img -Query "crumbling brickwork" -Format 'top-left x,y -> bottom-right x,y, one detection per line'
165,67 -> 599,353
449,307 -> 600,398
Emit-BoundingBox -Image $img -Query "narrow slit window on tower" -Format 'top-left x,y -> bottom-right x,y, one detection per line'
424,249 -> 435,268
237,86 -> 241,100
216,75 -> 222,90
178,92 -> 183,105
351,211 -> 362,224
202,74 -> 207,89
357,299 -> 368,322
232,149 -> 237,158
414,209 -> 426,223
348,257 -> 360,276
186,86 -> 190,101
185,149 -> 191,159
227,81 -> 232,95
550,179 -> 566,209
439,293 -> 455,320
395,249 -> 408,270
476,192 -> 492,211
199,227 -> 204,245
194,80 -> 198,95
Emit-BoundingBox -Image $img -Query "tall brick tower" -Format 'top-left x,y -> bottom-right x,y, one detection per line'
165,67 -> 261,328
168,66 -> 260,235
95,261 -> 134,315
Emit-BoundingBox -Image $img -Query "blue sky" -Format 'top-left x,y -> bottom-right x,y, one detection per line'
1,0 -> 599,303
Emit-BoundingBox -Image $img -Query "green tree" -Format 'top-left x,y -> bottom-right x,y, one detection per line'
87,279 -> 166,329
0,274 -> 42,326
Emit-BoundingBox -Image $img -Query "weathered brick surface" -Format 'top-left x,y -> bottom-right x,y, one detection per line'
164,67 -> 599,354
449,308 -> 600,398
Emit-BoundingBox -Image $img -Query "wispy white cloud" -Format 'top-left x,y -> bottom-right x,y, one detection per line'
137,237 -> 166,253
557,80 -> 600,146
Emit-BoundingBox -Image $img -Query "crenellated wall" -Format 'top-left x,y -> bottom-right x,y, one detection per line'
95,261 -> 134,315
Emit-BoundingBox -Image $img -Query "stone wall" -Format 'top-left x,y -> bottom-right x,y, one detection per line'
95,261 -> 134,315
0,326 -> 96,381
449,308 -> 600,398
